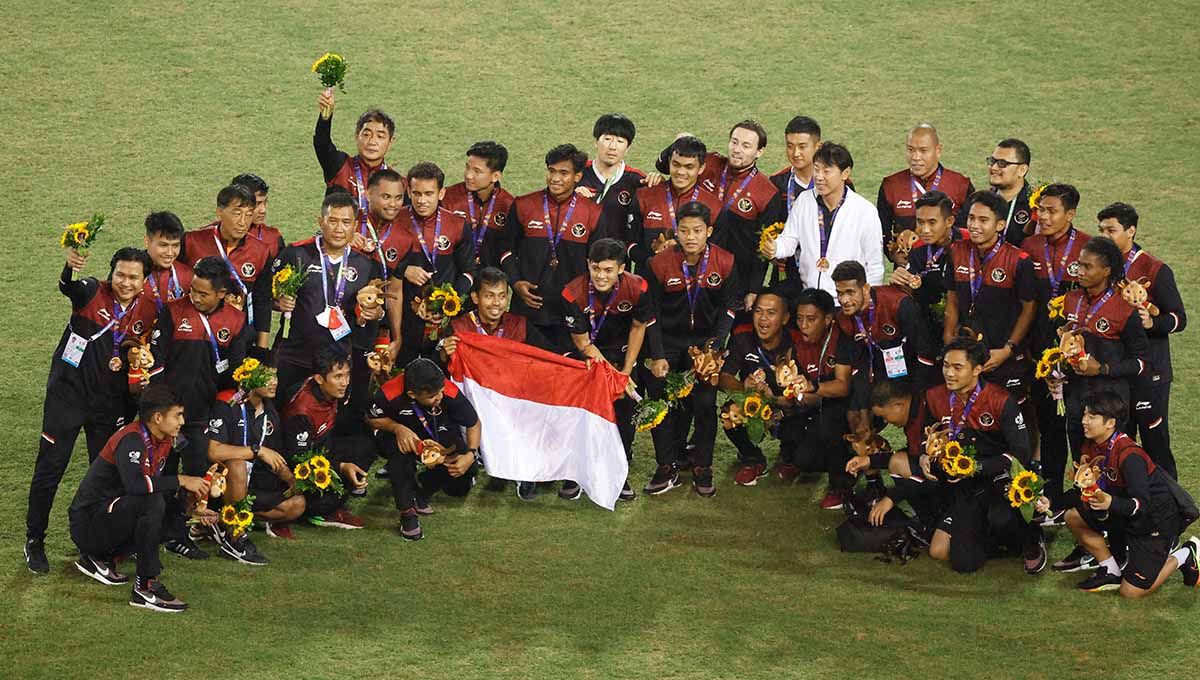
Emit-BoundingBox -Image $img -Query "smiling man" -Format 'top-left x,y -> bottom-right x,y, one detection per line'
627,136 -> 722,271
985,138 -> 1035,246
314,88 -> 397,207
442,141 -> 514,269
142,212 -> 193,313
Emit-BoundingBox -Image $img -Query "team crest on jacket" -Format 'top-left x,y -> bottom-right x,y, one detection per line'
385,248 -> 398,263
571,223 -> 587,238
132,320 -> 145,335
706,272 -> 722,286
1015,210 -> 1030,224
436,235 -> 451,251
240,262 -> 256,278
494,211 -> 507,226
264,419 -> 274,436
991,268 -> 1007,283
1096,318 -> 1110,333
178,318 -> 193,333
217,328 -> 231,343
979,412 -> 995,427
344,266 -> 358,282
617,190 -> 632,206
617,301 -> 633,313
882,323 -> 897,336
1067,261 -> 1080,277
825,355 -> 836,368
737,197 -> 753,213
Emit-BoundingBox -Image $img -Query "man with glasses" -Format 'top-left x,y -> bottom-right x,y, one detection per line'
985,138 -> 1035,246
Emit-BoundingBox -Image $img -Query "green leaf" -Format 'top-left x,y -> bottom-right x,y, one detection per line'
746,418 -> 765,443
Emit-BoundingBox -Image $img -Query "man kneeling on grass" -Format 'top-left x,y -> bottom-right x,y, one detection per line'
367,358 -> 481,541
1045,390 -> 1198,597
68,385 -> 211,613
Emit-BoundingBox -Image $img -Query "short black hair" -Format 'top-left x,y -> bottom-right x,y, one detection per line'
997,138 -> 1031,165
914,190 -> 955,218
356,108 -> 395,137
109,247 -> 152,279
217,184 -> 255,209
967,189 -> 1007,220
870,379 -> 913,408
1082,236 -> 1125,286
830,260 -> 867,285
545,144 -> 588,173
785,116 -> 821,138
192,256 -> 231,292
795,287 -> 835,315
467,141 -> 508,172
144,211 -> 184,240
670,135 -> 707,163
473,266 -> 509,293
1040,183 -> 1080,211
754,287 -> 789,313
322,189 -> 357,216
942,336 -> 988,367
367,167 -> 405,189
231,173 -> 269,195
593,113 -> 636,144
407,161 -> 446,189
730,119 -> 768,150
1081,389 -> 1128,423
139,384 -> 183,422
588,238 -> 626,265
813,142 -> 853,170
405,357 -> 445,394
314,348 -> 351,378
676,201 -> 712,227
1097,202 -> 1138,229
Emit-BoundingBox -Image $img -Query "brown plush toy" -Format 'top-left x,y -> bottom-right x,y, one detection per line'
1058,328 -> 1089,369
1073,455 -> 1106,505
774,358 -> 812,399
893,229 -> 920,260
356,278 -> 387,317
192,462 -> 228,516
844,431 -> 892,458
418,439 -> 449,468
719,401 -> 745,430
924,423 -> 952,461
1117,278 -> 1160,316
689,343 -> 727,386
126,342 -> 155,386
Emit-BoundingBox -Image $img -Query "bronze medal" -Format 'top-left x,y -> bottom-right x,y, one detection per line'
549,257 -> 559,270
816,257 -> 830,272
109,356 -> 123,372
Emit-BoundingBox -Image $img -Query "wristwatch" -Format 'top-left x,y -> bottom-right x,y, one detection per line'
251,443 -> 261,458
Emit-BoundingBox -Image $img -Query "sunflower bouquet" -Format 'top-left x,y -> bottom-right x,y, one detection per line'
219,495 -> 255,539
634,398 -> 669,433
60,214 -> 106,254
1006,460 -> 1046,523
663,370 -> 695,402
416,283 -> 463,340
938,440 -> 979,479
1034,346 -> 1068,416
1028,181 -> 1049,224
758,221 -> 786,285
721,391 -> 777,443
312,52 -> 348,119
226,358 -> 275,405
292,449 -> 345,497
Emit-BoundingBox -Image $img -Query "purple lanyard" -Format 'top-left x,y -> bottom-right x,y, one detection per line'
351,158 -> 384,235
967,238 -> 1005,305
923,245 -> 946,274
409,208 -> 444,274
1123,245 -> 1141,276
470,311 -> 504,338
364,216 -> 390,270
719,166 -> 757,210
586,277 -> 621,341
147,265 -> 182,312
666,185 -> 701,232
786,173 -> 813,213
1073,288 -> 1115,330
910,166 -> 943,203
1042,228 -> 1078,295
948,383 -> 982,439
110,297 -> 138,359
137,425 -> 159,475
1099,432 -> 1125,490
315,236 -> 349,308
681,247 -> 711,328
467,190 -> 498,259
852,301 -> 879,356
196,309 -> 224,366
542,192 -> 579,262
816,189 -> 848,258
412,402 -> 438,439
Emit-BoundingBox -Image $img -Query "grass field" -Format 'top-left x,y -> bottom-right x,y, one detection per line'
3,1 -> 1199,678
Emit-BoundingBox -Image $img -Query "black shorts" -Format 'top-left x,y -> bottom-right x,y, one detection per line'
248,463 -> 290,512
1080,497 -> 1180,590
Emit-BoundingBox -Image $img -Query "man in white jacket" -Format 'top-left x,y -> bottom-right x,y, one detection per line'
761,143 -> 883,299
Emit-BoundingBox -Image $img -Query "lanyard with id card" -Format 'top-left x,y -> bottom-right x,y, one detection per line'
62,319 -> 114,368
315,237 -> 352,341
882,345 -> 908,379
198,312 -> 229,374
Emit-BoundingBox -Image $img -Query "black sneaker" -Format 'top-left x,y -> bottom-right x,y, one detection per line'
399,509 -> 423,541
618,481 -> 636,502
129,579 -> 187,612
485,476 -> 508,492
75,554 -> 129,586
692,466 -> 716,498
643,465 -> 680,495
189,523 -> 217,544
1181,536 -> 1200,588
1023,535 -> 1047,575
558,481 -> 582,501
1052,545 -> 1096,573
164,537 -> 209,560
376,465 -> 390,479
218,533 -> 269,566
1077,567 -> 1122,592
516,481 -> 538,501
414,495 -> 435,515
24,538 -> 49,575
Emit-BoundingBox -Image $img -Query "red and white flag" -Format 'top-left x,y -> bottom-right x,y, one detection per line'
448,332 -> 629,510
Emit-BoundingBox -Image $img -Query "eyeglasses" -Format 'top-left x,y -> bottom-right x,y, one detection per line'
986,156 -> 1026,169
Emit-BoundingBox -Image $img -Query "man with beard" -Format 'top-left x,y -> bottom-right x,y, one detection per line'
985,138 -> 1035,246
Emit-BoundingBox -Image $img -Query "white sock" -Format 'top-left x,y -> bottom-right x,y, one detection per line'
1099,556 -> 1121,576
1170,546 -> 1190,569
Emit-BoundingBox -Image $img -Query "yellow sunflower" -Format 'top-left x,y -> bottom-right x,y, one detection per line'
1013,470 -> 1037,490
1047,295 -> 1065,320
220,505 -> 238,524
1035,360 -> 1051,380
954,455 -> 976,477
430,289 -> 449,301
941,455 -> 960,475
1020,486 -> 1035,503
294,462 -> 312,480
1042,347 -> 1063,364
441,296 -> 462,317
313,468 -> 331,490
310,455 -> 331,472
743,395 -> 763,418
760,405 -> 773,421
235,510 -> 252,525
675,381 -> 694,400
944,441 -> 963,458
311,52 -> 341,72
1029,183 -> 1047,210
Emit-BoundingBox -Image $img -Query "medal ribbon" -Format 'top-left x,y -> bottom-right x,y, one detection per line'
542,192 -> 579,266
409,207 -> 444,274
315,235 -> 349,309
948,382 -> 982,439
1043,228 -> 1078,295
586,277 -> 622,341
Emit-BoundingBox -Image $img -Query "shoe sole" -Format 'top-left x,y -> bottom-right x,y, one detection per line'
558,490 -> 582,501
821,503 -> 844,510
694,486 -> 716,498
218,547 -> 269,566
129,599 -> 186,613
1080,582 -> 1121,592
75,561 -> 127,586
1185,537 -> 1200,587
319,522 -> 364,530
736,478 -> 759,487
1025,554 -> 1048,575
645,478 -> 680,496
24,547 -> 49,575
400,530 -> 424,541
1052,559 -> 1096,573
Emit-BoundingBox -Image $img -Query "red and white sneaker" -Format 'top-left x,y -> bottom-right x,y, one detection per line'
734,463 -> 767,486
322,508 -> 365,530
819,491 -> 844,510
265,522 -> 295,539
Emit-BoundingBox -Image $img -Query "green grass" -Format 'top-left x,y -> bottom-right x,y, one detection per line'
3,1 -> 1199,678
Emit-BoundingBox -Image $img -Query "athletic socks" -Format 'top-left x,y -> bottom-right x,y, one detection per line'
1099,556 -> 1121,577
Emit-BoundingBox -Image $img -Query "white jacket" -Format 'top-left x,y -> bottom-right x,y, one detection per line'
772,186 -> 883,297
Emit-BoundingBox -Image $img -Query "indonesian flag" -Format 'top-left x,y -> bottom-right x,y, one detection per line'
448,332 -> 629,510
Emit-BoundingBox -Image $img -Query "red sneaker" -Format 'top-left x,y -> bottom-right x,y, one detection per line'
324,508 -> 365,530
266,522 -> 295,539
734,463 -> 768,486
773,463 -> 802,482
819,491 -> 844,510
